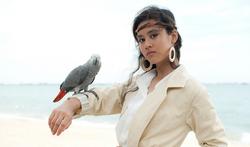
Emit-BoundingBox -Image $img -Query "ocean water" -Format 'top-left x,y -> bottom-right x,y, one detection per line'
0,83 -> 249,142
0,84 -> 119,124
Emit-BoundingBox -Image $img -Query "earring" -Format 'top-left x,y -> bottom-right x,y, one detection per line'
169,46 -> 176,62
140,57 -> 153,72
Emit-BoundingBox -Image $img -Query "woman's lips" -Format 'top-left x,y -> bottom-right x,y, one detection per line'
146,51 -> 156,57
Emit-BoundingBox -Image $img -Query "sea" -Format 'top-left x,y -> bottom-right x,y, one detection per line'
0,83 -> 250,143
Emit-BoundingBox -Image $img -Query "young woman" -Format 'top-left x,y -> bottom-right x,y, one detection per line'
48,6 -> 228,147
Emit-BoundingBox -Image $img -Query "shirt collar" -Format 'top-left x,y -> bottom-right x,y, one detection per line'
136,69 -> 156,98
135,65 -> 189,92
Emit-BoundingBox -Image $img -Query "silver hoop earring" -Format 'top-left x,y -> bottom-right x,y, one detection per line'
140,57 -> 153,72
169,47 -> 176,62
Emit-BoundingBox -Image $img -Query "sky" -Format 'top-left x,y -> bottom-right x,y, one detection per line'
0,0 -> 250,84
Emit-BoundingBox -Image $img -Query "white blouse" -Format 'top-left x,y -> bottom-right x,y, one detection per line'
116,69 -> 172,147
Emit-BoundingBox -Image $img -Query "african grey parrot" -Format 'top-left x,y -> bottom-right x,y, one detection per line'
53,54 -> 101,102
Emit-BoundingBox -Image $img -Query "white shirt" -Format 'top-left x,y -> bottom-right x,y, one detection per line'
116,70 -> 156,147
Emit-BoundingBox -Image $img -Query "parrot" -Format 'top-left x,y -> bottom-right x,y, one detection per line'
53,54 -> 101,103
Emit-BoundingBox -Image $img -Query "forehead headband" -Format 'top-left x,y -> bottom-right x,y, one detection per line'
135,21 -> 158,34
135,21 -> 177,35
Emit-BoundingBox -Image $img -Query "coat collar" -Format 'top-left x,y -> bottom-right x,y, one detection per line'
127,65 -> 189,146
161,65 -> 189,88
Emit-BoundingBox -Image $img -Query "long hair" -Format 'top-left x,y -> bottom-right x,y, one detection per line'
121,5 -> 182,104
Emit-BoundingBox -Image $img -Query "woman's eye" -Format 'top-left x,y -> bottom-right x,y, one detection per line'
150,33 -> 158,39
138,38 -> 145,43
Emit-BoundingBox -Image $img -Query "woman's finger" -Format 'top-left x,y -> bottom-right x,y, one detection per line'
56,116 -> 72,136
50,111 -> 60,133
52,113 -> 64,135
48,110 -> 56,129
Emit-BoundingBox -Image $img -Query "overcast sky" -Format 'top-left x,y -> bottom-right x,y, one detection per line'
0,0 -> 249,84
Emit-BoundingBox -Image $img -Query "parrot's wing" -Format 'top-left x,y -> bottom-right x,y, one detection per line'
62,64 -> 89,91
77,65 -> 100,92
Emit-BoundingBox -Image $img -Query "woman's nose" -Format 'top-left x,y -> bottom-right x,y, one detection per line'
144,40 -> 152,50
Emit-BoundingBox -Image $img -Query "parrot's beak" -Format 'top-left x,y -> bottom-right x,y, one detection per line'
53,90 -> 67,102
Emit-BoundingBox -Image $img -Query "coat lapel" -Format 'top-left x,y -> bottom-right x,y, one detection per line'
127,65 -> 188,146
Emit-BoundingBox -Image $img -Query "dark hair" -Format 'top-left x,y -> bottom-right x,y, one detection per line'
121,6 -> 182,104
133,6 -> 182,60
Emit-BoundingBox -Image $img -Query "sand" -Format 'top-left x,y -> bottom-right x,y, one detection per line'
0,116 -> 249,147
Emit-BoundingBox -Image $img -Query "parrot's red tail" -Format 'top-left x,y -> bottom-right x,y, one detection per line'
53,90 -> 67,102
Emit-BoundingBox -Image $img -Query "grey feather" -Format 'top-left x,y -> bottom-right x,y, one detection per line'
60,54 -> 101,94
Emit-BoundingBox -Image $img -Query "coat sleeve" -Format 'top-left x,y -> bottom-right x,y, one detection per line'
70,83 -> 126,117
186,85 -> 228,147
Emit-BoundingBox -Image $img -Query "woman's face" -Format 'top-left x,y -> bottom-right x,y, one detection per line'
136,19 -> 176,65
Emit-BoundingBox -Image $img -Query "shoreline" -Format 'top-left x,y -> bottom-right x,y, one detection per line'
1,115 -> 250,147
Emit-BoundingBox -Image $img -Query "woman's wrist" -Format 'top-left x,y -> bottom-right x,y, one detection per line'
64,97 -> 82,114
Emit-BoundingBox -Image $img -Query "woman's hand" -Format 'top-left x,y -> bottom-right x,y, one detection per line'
48,98 -> 81,136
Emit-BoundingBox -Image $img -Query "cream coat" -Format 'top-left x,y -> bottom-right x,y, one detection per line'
74,65 -> 228,147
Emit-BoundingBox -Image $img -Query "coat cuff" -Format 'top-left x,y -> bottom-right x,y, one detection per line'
70,93 -> 90,118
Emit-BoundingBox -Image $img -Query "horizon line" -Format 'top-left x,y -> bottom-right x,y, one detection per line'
0,82 -> 249,85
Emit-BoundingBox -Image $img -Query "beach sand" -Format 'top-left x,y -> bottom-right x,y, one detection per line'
0,116 -> 249,147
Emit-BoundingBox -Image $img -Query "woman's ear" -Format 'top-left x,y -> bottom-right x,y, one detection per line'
171,30 -> 178,44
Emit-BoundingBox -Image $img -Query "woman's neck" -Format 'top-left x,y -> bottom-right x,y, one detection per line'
155,62 -> 173,80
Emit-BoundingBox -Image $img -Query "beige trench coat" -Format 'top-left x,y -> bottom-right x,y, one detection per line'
73,65 -> 228,147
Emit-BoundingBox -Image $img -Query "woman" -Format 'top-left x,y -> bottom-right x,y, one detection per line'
48,6 -> 228,147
